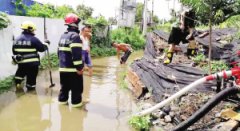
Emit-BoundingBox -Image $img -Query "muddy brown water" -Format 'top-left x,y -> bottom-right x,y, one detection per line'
0,51 -> 143,131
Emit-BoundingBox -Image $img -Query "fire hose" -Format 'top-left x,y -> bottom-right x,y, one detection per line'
173,87 -> 240,131
135,68 -> 240,117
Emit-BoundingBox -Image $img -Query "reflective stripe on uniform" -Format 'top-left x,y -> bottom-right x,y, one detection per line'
18,58 -> 39,63
70,43 -> 82,48
59,68 -> 77,72
14,48 -> 37,52
59,47 -> 71,52
15,76 -> 24,80
26,84 -> 36,88
73,60 -> 82,65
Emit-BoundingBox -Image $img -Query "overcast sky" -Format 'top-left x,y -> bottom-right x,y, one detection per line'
34,0 -> 182,20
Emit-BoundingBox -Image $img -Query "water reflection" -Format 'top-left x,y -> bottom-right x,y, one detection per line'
0,51 -> 143,131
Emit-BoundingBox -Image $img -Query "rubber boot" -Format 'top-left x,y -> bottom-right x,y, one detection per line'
187,48 -> 196,57
163,52 -> 173,64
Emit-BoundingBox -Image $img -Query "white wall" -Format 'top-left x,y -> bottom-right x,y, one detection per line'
0,15 -> 70,79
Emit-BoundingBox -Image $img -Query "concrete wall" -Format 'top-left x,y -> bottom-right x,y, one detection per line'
0,15 -> 68,79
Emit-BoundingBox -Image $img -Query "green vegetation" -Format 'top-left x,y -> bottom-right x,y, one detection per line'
13,0 -> 27,15
129,115 -> 151,131
0,76 -> 14,93
135,3 -> 159,23
154,23 -> 172,33
192,53 -> 206,64
39,53 -> 59,70
26,3 -> 55,18
86,16 -> 111,49
26,3 -> 90,19
202,60 -> 230,74
91,47 -> 116,57
111,26 -> 145,50
76,4 -> 93,20
180,0 -> 240,25
85,16 -> 109,26
0,12 -> 11,30
192,53 -> 229,74
118,71 -> 128,89
220,15 -> 240,39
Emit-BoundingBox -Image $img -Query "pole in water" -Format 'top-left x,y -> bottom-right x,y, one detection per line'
44,17 -> 55,88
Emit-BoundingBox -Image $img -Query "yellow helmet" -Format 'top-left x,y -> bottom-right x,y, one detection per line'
20,21 -> 36,32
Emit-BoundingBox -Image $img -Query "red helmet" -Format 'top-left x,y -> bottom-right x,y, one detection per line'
64,13 -> 81,27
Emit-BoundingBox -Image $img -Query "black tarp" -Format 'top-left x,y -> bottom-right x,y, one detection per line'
131,33 -> 215,102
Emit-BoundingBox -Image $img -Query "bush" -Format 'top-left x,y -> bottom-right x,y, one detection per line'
202,60 -> 230,74
91,47 -> 116,57
129,115 -> 151,130
154,22 -> 172,33
39,53 -> 59,70
26,3 -> 55,18
111,26 -> 145,50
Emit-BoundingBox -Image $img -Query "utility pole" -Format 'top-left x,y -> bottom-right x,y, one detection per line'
208,0 -> 213,74
151,0 -> 154,24
142,0 -> 148,35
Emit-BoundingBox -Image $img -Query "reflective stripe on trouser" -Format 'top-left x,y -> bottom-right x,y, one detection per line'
15,65 -> 39,88
18,58 -> 39,63
59,68 -> 77,72
58,72 -> 83,105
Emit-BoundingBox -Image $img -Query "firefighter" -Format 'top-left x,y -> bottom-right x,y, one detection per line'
12,21 -> 48,91
58,13 -> 84,108
163,9 -> 196,64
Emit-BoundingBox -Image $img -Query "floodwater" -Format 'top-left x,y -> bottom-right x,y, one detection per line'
0,51 -> 143,131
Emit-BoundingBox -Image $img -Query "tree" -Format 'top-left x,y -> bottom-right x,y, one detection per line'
54,5 -> 75,18
108,17 -> 117,25
76,5 -> 93,20
26,3 -> 54,18
0,12 -> 11,30
135,3 -> 144,23
180,0 -> 240,24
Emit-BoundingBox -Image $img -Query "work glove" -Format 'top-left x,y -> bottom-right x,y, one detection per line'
44,40 -> 50,50
44,39 -> 50,45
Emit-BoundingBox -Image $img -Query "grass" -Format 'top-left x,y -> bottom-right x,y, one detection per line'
202,60 -> 230,74
128,115 -> 151,131
118,71 -> 128,89
0,76 -> 14,93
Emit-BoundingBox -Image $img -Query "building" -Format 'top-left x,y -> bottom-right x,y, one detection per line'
117,0 -> 137,28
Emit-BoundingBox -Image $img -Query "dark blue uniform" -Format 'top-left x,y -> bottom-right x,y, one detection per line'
12,31 -> 47,90
58,28 -> 84,105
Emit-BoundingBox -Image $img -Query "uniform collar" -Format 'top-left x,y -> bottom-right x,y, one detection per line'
67,27 -> 80,34
22,31 -> 34,36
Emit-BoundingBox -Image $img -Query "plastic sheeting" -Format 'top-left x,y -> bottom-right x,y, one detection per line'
131,32 -> 215,102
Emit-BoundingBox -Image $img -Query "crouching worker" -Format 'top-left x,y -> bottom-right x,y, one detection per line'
111,42 -> 133,64
164,9 -> 196,64
12,21 -> 48,91
58,13 -> 84,108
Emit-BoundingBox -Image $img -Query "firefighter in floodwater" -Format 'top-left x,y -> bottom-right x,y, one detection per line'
163,9 -> 197,64
58,13 -> 84,108
12,21 -> 48,91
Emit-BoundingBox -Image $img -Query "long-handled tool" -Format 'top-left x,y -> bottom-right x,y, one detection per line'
44,17 -> 55,88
